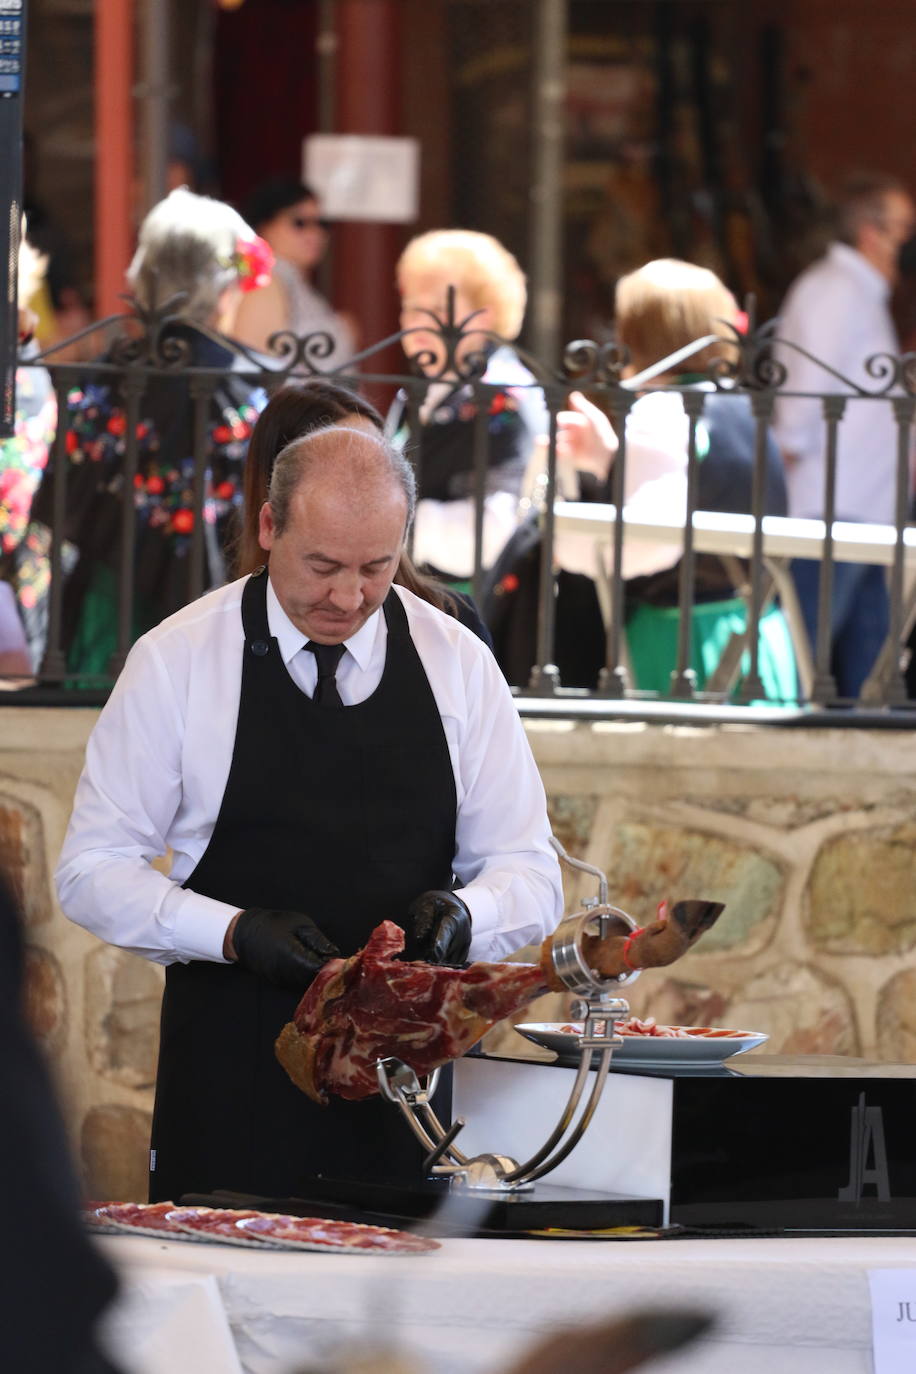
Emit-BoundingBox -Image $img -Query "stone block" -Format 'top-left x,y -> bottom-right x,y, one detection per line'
547,794 -> 597,859
876,969 -> 916,1063
605,822 -> 783,954
625,976 -> 728,1029
23,945 -> 67,1051
683,794 -> 850,829
725,963 -> 859,1056
0,793 -> 50,926
807,823 -> 916,956
547,794 -> 600,911
85,946 -> 163,1091
81,1105 -> 152,1203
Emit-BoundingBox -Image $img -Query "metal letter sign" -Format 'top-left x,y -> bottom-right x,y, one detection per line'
838,1091 -> 892,1203
0,0 -> 26,438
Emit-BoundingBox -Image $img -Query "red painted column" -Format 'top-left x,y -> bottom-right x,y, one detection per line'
333,0 -> 403,399
94,0 -> 134,318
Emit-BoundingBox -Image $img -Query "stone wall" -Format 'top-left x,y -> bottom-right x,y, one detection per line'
509,719 -> 916,1066
1,709 -> 162,1202
4,707 -> 916,1200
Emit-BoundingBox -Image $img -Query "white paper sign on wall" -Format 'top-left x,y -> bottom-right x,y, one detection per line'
303,135 -> 420,224
868,1269 -> 916,1373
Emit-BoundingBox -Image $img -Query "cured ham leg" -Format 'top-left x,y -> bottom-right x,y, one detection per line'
276,900 -> 723,1104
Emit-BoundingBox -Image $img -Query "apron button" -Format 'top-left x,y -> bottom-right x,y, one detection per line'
250,640 -> 269,657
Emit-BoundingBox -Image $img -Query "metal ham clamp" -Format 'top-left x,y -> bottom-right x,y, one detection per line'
375,836 -> 642,1194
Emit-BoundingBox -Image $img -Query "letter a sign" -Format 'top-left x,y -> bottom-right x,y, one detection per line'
838,1092 -> 891,1202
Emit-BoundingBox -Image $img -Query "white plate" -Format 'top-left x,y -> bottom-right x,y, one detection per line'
515,1022 -> 768,1068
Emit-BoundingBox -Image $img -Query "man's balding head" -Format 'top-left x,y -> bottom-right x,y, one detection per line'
268,426 -> 416,537
258,426 -> 415,643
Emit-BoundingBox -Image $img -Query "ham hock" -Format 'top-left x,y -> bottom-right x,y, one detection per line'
276,898 -> 723,1104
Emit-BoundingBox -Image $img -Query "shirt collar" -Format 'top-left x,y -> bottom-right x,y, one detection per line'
265,575 -> 385,670
828,241 -> 890,301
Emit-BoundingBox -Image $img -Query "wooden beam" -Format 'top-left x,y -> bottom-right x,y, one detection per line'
94,0 -> 134,318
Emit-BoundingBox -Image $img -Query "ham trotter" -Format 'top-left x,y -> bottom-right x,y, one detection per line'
276,901 -> 724,1104
539,898 -> 725,990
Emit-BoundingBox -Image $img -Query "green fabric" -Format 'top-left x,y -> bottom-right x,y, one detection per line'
66,563 -> 155,681
66,563 -> 120,679
626,597 -> 798,702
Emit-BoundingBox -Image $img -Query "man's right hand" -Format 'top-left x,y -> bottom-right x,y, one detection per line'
226,908 -> 341,991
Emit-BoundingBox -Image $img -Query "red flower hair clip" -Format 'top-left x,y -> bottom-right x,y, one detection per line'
232,234 -> 274,293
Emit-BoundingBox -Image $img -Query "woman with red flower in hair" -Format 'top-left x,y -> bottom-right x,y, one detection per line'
36,188 -> 274,677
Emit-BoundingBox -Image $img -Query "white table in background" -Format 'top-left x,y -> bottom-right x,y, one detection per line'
552,502 -> 916,698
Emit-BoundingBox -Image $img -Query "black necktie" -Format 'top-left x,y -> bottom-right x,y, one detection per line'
305,641 -> 346,708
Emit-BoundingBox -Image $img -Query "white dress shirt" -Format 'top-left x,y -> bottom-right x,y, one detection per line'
56,578 -> 563,966
772,242 -> 902,522
554,390 -> 690,581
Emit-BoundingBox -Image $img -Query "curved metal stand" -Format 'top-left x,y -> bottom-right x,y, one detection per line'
378,842 -> 642,1193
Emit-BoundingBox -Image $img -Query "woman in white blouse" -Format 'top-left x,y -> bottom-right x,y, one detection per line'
554,258 -> 795,699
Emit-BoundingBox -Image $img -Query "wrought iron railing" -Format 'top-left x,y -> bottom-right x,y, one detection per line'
5,290 -> 916,722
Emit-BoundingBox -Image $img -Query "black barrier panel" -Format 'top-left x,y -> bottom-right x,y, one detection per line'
0,0 -> 25,438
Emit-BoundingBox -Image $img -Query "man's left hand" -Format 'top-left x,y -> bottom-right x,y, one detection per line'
404,890 -> 472,966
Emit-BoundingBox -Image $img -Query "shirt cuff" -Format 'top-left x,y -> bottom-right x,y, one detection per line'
171,889 -> 241,963
455,883 -> 500,962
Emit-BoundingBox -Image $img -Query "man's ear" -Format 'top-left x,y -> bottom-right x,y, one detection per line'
258,501 -> 275,552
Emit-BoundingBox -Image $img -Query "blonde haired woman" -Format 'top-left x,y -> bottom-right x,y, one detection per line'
389,228 -> 546,585
554,258 -> 795,699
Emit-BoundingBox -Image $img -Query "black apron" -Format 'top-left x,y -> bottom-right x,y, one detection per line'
149,570 -> 457,1202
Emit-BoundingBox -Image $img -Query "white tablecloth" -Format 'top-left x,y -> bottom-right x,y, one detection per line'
95,1231 -> 916,1374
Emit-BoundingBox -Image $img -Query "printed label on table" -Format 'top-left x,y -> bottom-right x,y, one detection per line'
868,1269 -> 916,1372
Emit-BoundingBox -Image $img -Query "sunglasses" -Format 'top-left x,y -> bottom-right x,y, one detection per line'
290,214 -> 330,231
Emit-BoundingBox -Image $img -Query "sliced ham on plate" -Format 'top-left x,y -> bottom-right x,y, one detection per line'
165,1207 -> 285,1248
88,1202 -> 192,1238
236,1213 -> 441,1254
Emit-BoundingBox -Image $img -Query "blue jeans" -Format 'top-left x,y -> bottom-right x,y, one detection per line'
791,558 -> 889,700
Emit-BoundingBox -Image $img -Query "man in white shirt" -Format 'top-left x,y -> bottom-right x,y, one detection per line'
57,425 -> 562,1203
773,172 -> 916,697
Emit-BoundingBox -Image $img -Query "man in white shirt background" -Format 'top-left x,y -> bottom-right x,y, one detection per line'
773,171 -> 916,699
56,425 -> 563,1205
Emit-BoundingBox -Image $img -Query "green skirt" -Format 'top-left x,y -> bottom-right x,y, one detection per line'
67,562 -> 158,681
626,597 -> 798,702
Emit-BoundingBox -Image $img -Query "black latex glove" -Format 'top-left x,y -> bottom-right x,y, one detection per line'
232,908 -> 341,991
404,890 -> 472,966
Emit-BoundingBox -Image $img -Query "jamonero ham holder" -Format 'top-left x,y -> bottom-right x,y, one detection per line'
273,838 -> 725,1232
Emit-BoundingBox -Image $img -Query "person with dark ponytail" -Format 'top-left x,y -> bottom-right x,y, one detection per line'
236,380 -> 492,643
